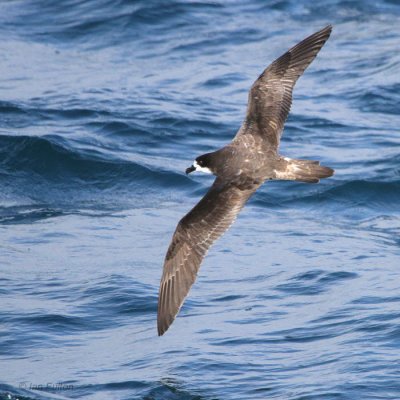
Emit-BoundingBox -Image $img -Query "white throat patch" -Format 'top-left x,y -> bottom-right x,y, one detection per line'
194,160 -> 212,174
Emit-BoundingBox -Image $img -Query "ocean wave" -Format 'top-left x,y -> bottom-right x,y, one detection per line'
2,0 -> 225,49
0,134 -> 188,186
354,83 -> 400,115
253,179 -> 400,212
0,385 -> 61,400
0,134 -> 196,219
1,1 -> 400,399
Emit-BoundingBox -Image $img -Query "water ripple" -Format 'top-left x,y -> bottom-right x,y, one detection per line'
1,1 -> 400,399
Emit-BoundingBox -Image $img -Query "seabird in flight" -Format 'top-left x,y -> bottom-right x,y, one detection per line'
158,25 -> 334,336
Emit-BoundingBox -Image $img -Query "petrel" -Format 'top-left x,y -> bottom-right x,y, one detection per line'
158,25 -> 334,336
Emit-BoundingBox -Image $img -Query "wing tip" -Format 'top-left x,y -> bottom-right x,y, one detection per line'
322,24 -> 333,33
158,310 -> 179,336
318,24 -> 333,41
157,295 -> 174,336
312,24 -> 332,39
157,325 -> 166,336
157,279 -> 180,337
157,314 -> 172,336
303,24 -> 333,47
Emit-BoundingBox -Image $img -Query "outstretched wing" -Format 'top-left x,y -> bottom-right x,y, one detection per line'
158,178 -> 258,336
239,25 -> 332,150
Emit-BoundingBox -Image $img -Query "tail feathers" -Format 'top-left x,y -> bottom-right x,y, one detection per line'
275,158 -> 334,183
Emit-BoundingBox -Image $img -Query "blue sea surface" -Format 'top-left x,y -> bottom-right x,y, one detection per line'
1,1 -> 400,399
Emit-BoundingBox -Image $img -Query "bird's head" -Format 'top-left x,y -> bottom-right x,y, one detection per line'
186,153 -> 214,175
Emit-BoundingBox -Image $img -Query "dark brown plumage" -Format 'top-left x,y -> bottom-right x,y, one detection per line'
243,25 -> 333,149
158,25 -> 334,336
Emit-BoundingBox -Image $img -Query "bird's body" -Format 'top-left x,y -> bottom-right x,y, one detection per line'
158,25 -> 334,336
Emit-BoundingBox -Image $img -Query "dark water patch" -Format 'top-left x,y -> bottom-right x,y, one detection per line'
293,269 -> 325,281
11,314 -> 87,334
0,101 -> 44,130
275,269 -> 357,296
0,0 -> 130,47
311,309 -> 355,325
0,134 -> 158,182
312,307 -> 400,347
211,294 -> 246,303
253,180 -> 400,214
78,275 -> 157,319
0,205 -> 131,225
0,325 -> 65,358
38,106 -> 102,121
30,380 -> 155,400
351,295 -> 400,305
275,0 -> 400,22
0,100 -> 31,115
0,134 -> 195,214
201,73 -> 247,89
67,380 -> 149,398
171,27 -> 264,54
2,0 -> 225,50
292,392 -> 346,400
0,207 -> 64,225
329,311 -> 398,339
210,336 -> 268,346
88,120 -> 141,138
363,153 -> 400,173
268,327 -> 341,344
0,277 -> 158,358
355,83 -> 400,115
69,113 -> 232,157
0,385 -> 61,400
318,271 -> 358,283
0,100 -> 113,132
334,380 -> 400,400
142,378 -> 207,400
2,310 -> 105,350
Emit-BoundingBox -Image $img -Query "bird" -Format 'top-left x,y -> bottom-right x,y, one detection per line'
157,25 -> 334,336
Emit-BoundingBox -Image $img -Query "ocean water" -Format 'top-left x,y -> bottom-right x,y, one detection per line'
1,0 -> 400,399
